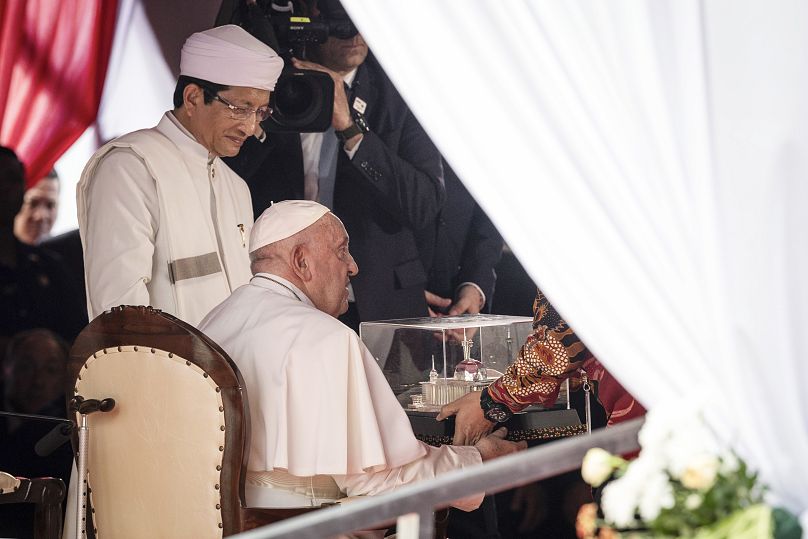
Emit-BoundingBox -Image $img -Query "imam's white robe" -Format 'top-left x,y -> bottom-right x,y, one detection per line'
199,274 -> 484,511
77,112 -> 253,327
64,113 -> 255,539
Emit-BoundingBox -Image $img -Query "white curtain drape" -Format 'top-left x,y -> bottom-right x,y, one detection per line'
342,0 -> 808,520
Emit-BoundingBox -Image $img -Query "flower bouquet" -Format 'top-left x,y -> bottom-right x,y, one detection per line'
576,405 -> 802,539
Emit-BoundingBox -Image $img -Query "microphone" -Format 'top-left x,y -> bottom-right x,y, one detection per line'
34,422 -> 73,457
0,410 -> 75,457
70,396 -> 116,415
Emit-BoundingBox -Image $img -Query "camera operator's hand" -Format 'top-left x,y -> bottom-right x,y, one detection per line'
291,57 -> 358,145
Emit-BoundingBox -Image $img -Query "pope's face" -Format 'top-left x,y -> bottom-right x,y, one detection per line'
307,215 -> 358,318
190,85 -> 270,157
14,177 -> 58,245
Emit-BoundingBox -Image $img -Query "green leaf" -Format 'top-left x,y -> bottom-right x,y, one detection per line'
772,507 -> 802,539
691,504 -> 772,539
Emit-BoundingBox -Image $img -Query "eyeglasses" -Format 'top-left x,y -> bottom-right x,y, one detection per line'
207,91 -> 272,122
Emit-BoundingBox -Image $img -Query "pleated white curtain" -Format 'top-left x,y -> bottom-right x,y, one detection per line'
342,0 -> 808,520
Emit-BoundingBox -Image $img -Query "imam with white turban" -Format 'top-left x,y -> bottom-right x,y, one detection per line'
66,26 -> 284,539
198,201 -> 484,510
77,25 -> 283,327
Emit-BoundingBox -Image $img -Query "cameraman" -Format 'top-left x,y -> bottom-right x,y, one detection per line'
227,0 -> 445,330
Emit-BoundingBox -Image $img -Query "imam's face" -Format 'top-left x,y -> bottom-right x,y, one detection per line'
191,85 -> 270,157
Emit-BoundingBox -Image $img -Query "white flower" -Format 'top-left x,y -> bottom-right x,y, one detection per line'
582,448 -> 620,488
685,493 -> 703,510
600,454 -> 661,528
680,453 -> 720,490
664,421 -> 721,482
637,470 -> 675,521
601,477 -> 639,528
720,452 -> 740,474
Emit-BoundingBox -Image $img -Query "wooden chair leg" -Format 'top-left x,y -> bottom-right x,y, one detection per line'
30,478 -> 66,539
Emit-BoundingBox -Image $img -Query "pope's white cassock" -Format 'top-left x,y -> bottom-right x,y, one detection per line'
199,273 -> 484,511
77,111 -> 253,327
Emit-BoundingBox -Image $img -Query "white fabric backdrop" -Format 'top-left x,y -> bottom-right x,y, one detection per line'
342,0 -> 808,520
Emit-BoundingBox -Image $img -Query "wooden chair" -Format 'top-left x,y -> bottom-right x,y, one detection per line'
66,305 -> 318,538
0,471 -> 65,539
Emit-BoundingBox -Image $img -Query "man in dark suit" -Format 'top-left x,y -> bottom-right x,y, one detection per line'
421,163 -> 503,317
227,0 -> 444,330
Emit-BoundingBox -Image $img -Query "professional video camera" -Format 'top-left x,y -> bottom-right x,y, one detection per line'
215,0 -> 349,133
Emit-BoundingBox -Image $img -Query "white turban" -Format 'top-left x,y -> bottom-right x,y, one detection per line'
180,25 -> 284,91
249,200 -> 331,253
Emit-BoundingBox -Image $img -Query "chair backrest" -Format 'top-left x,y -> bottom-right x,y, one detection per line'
67,306 -> 251,538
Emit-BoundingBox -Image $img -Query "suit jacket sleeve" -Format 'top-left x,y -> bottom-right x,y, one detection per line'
453,202 -> 503,308
348,107 -> 445,231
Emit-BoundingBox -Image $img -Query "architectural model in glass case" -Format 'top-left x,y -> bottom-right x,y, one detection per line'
360,314 -> 570,412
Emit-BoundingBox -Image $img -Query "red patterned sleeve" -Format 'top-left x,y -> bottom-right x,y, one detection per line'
487,289 -> 591,412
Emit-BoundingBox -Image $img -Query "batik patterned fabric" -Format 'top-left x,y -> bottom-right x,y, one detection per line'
487,289 -> 645,426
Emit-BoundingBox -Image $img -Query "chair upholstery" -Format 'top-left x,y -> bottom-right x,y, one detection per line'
0,471 -> 65,539
67,305 -> 293,538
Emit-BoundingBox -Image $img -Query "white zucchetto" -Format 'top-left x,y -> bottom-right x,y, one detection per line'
249,200 -> 331,253
180,25 -> 284,91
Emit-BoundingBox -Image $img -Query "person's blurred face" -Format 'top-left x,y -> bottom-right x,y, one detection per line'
186,85 -> 270,157
0,155 -> 24,227
306,215 -> 358,317
313,33 -> 368,74
14,177 -> 58,245
3,335 -> 67,414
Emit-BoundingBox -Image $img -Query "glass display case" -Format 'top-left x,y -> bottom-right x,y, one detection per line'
360,314 -> 570,412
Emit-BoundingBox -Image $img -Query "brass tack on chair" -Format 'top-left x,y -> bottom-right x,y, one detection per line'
150,348 -> 155,353
214,484 -> 220,490
168,352 -> 174,358
216,465 -> 222,471
216,504 -> 221,510
220,425 -> 225,431
117,346 -> 122,352
203,373 -> 209,378
133,346 -> 138,352
186,360 -> 191,366
219,446 -> 224,452
215,387 -> 220,393
102,348 -> 108,354
219,406 -> 224,412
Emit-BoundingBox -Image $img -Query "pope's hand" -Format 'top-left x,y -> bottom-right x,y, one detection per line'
474,427 -> 527,461
437,391 -> 496,445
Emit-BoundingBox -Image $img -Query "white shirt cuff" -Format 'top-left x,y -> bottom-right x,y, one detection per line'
343,135 -> 364,159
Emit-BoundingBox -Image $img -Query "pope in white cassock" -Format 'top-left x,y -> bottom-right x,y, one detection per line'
77,25 -> 284,327
199,200 -> 526,511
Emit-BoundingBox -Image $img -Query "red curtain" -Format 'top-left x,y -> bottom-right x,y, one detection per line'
0,0 -> 117,188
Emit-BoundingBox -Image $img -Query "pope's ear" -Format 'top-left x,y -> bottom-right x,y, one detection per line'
183,84 -> 205,113
292,245 -> 312,280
